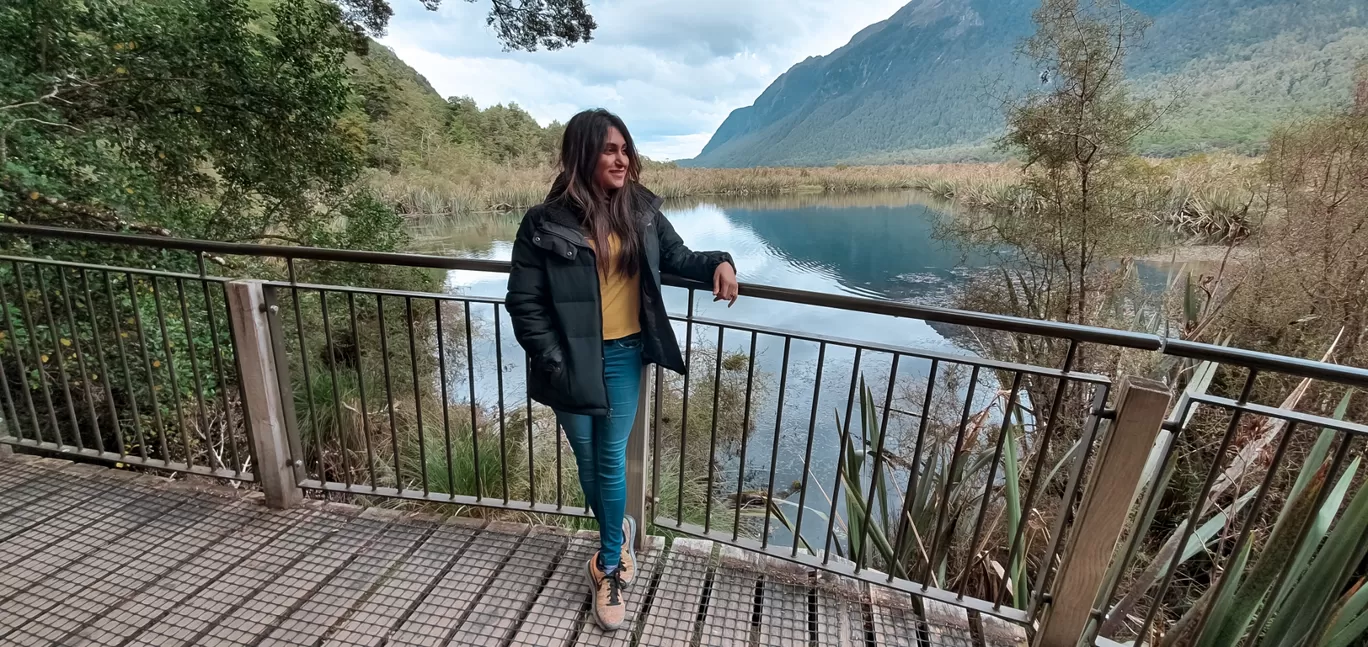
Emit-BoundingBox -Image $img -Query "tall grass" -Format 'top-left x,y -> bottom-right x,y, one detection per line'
369,156 -> 1259,243
368,161 -> 1026,216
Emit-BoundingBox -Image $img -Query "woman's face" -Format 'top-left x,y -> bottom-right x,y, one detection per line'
594,126 -> 629,191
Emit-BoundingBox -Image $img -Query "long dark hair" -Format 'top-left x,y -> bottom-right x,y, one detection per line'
550,108 -> 642,277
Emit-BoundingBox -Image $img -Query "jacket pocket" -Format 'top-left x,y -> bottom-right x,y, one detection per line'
531,348 -> 571,398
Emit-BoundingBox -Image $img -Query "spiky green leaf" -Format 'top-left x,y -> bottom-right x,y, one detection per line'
1263,459 -> 1368,645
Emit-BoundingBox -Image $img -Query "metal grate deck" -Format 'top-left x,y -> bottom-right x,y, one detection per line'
0,455 -> 1027,646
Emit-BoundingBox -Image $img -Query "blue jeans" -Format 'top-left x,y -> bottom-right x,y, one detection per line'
555,335 -> 642,571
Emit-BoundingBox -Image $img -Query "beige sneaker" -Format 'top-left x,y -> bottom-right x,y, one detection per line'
619,516 -> 637,588
587,552 -> 627,631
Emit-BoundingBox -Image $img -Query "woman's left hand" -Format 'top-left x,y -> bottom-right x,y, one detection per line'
713,262 -> 739,307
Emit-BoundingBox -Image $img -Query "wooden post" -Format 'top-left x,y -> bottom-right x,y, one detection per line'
226,280 -> 302,509
1034,377 -> 1170,647
625,365 -> 651,550
262,285 -> 307,484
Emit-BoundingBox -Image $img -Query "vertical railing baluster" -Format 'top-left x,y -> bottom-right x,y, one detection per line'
925,364 -> 980,585
792,342 -> 827,557
175,278 -> 213,469
35,264 -> 82,445
760,336 -> 791,546
16,263 -> 61,444
151,276 -> 192,465
732,331 -> 759,542
405,297 -> 428,495
556,385 -> 565,510
198,254 -> 240,475
126,273 -> 168,461
464,302 -> 482,501
676,289 -> 695,525
57,268 -> 102,454
82,268 -> 122,457
0,274 -> 43,444
286,260 -> 320,479
854,354 -> 900,574
377,294 -> 403,491
435,300 -> 456,496
526,364 -> 535,507
493,305 -> 509,503
960,371 -> 1024,597
1028,382 -> 1110,621
823,347 -> 862,565
107,272 -> 146,460
346,292 -> 377,491
0,332 -> 20,442
320,291 -> 352,489
0,275 -> 22,439
703,326 -> 725,532
650,364 -> 663,522
890,359 -> 937,581
997,342 -> 1076,609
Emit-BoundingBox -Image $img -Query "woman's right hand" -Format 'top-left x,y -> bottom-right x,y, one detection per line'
713,262 -> 739,307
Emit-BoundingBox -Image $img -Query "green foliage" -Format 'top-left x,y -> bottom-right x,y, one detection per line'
803,374 -> 1033,606
331,0 -> 596,52
445,98 -> 559,166
1,0 -> 375,245
1158,392 -> 1368,647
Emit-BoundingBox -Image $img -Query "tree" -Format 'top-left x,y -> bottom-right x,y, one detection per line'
446,96 -> 483,149
336,0 -> 595,51
1229,97 -> 1368,365
995,0 -> 1157,325
477,102 -> 543,164
947,0 -> 1161,508
955,0 -> 1158,370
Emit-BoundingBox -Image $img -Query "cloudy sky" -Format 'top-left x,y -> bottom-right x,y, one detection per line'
380,0 -> 907,160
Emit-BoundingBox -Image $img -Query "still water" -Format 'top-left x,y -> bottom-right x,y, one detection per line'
409,191 -> 1000,546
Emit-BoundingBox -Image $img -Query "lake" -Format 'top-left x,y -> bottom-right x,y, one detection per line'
408,190 -> 1011,547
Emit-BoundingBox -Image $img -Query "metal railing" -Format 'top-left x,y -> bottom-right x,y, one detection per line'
2,222 -> 1366,647
0,253 -> 253,480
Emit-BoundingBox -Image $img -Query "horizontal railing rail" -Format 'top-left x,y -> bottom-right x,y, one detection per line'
5,222 -> 1366,388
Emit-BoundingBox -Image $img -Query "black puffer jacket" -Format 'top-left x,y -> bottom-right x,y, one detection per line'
505,184 -> 734,416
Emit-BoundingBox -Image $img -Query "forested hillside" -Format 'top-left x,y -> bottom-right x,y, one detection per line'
687,0 -> 1368,167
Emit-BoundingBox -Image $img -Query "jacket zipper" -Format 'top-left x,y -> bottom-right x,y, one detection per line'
539,226 -> 609,412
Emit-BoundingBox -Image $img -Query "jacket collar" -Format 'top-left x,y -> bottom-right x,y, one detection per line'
536,181 -> 663,238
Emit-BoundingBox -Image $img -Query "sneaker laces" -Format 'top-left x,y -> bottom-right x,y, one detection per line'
605,568 -> 623,606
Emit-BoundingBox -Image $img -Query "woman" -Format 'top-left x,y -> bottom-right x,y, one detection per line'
506,109 -> 738,630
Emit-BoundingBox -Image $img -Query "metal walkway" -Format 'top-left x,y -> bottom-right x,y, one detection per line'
0,456 -> 1027,647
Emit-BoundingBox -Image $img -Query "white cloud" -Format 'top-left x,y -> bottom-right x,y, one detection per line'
379,0 -> 908,160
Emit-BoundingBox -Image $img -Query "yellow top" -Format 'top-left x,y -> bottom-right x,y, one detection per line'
586,234 -> 641,340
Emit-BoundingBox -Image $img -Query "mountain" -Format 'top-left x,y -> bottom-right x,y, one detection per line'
687,0 -> 1368,167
